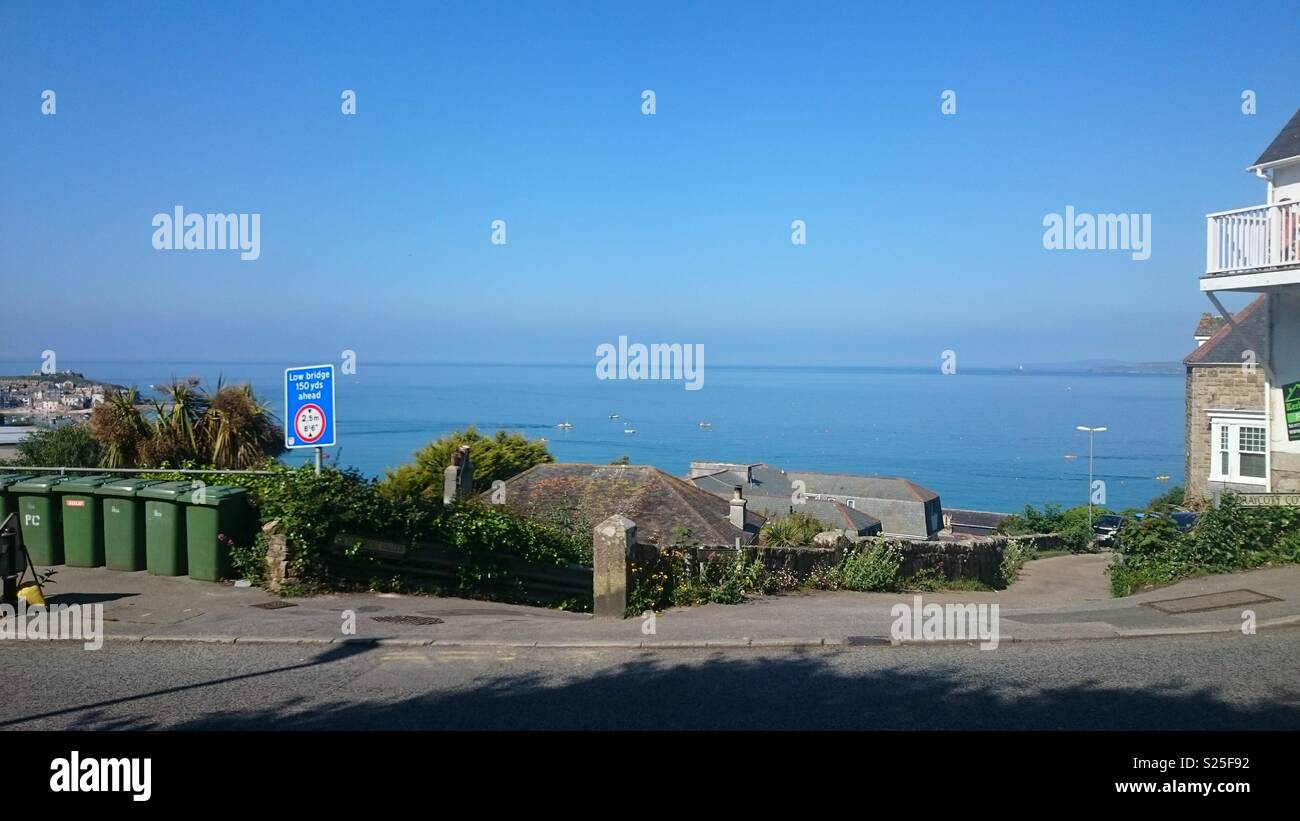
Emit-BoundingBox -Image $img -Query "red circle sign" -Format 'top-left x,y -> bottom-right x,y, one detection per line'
294,403 -> 326,444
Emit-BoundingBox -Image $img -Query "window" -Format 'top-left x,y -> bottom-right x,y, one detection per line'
1220,426 -> 1230,476
1208,413 -> 1268,486
1239,426 -> 1266,478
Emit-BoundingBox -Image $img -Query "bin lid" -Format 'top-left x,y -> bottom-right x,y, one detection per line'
138,481 -> 199,501
11,475 -> 67,493
188,485 -> 249,506
53,474 -> 116,493
0,474 -> 35,490
96,478 -> 164,497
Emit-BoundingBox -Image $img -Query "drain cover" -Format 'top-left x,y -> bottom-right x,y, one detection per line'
372,615 -> 444,626
844,636 -> 890,646
250,601 -> 298,610
1145,589 -> 1280,614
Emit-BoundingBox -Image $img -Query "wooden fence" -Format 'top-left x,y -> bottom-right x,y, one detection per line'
332,532 -> 593,608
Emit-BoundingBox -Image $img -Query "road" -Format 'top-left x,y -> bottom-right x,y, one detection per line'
1,631 -> 1297,730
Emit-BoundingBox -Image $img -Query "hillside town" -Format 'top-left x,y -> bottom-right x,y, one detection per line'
0,372 -> 117,417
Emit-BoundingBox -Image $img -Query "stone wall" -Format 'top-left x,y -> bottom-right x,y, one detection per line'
1185,364 -> 1267,501
890,537 -> 1006,586
634,538 -> 1009,586
1273,451 -> 1300,493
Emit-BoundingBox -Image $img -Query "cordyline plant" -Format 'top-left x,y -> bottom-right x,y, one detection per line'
89,379 -> 285,470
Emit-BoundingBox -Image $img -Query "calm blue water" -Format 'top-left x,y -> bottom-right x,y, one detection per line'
0,360 -> 1184,513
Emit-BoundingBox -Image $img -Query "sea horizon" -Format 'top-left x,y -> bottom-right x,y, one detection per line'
0,359 -> 1184,515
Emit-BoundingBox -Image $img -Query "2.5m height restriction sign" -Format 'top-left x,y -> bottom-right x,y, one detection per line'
285,365 -> 336,449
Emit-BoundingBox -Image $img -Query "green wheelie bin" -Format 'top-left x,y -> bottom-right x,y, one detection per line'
54,474 -> 115,567
12,475 -> 66,566
96,478 -> 161,571
0,473 -> 34,527
185,485 -> 250,582
140,481 -> 197,576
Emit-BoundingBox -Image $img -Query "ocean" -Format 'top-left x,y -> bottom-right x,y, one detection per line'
0,360 -> 1184,513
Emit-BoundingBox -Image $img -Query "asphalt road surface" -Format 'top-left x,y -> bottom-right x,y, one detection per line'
1,631 -> 1297,730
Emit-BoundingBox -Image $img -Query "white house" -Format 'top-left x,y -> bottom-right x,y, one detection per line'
1199,107 -> 1300,494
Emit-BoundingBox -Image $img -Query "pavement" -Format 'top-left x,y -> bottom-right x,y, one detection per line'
10,553 -> 1300,649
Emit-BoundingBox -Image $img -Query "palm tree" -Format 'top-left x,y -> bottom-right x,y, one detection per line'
200,382 -> 286,468
141,379 -> 207,466
89,388 -> 149,467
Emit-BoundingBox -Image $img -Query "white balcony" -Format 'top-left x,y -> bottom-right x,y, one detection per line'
1203,201 -> 1300,291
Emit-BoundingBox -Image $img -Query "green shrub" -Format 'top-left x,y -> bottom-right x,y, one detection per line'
997,539 -> 1037,588
1107,496 -> 1300,596
626,547 -> 774,615
1147,485 -> 1185,512
381,426 -> 552,501
14,423 -> 102,468
759,512 -> 827,547
835,541 -> 902,592
998,503 -> 1104,552
144,463 -> 590,606
229,531 -> 268,585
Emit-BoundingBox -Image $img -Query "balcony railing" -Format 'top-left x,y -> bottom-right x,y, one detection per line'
1206,200 -> 1300,275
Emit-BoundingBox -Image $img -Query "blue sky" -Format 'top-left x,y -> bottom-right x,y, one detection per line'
0,1 -> 1293,367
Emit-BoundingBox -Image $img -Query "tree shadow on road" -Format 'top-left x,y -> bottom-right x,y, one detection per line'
49,640 -> 1300,731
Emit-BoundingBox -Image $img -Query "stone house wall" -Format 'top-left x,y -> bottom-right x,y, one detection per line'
1185,364 -> 1267,501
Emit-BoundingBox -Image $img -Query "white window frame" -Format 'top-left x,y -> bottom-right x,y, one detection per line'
1208,410 -> 1269,487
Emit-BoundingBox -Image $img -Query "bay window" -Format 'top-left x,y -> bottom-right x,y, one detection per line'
1208,411 -> 1268,486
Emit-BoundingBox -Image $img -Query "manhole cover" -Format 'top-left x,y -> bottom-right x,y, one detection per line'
372,615 -> 444,626
250,601 -> 298,610
1144,589 -> 1280,614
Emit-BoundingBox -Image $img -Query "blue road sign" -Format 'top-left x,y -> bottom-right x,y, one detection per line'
284,365 -> 336,449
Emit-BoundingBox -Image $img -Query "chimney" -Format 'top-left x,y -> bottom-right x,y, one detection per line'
443,445 -> 474,505
1194,312 -> 1221,347
729,485 -> 747,530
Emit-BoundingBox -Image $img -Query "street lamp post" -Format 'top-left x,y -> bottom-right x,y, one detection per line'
1076,425 -> 1107,532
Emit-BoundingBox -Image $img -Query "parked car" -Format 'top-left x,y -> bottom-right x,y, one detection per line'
1170,511 -> 1200,533
1092,514 -> 1127,546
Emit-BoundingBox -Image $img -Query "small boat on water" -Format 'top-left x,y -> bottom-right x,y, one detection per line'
609,414 -> 620,420
556,422 -> 573,429
623,428 -> 636,434
1063,453 -> 1077,460
698,421 -> 712,428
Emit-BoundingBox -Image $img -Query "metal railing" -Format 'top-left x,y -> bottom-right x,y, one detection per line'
0,466 -> 279,476
1206,200 -> 1300,275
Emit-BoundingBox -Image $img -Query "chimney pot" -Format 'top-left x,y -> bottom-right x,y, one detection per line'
729,486 -> 747,529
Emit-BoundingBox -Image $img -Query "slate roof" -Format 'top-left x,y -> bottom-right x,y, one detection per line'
690,463 -> 790,495
726,490 -> 881,534
1252,108 -> 1300,168
692,462 -> 938,504
784,469 -> 939,503
485,463 -> 764,545
945,508 -> 1008,532
1184,295 -> 1269,366
1194,312 -> 1228,339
